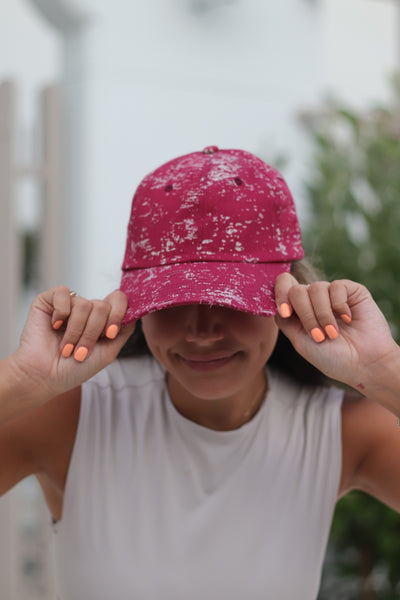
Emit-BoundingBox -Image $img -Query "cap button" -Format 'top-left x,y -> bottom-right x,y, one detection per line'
202,146 -> 219,154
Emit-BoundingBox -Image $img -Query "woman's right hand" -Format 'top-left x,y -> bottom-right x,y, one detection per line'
10,286 -> 136,400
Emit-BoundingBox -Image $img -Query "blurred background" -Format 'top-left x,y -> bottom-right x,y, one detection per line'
0,0 -> 400,598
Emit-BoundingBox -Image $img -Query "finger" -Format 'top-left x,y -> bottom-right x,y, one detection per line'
329,280 -> 352,324
287,284 -> 327,343
60,297 -> 95,359
307,282 -> 339,340
69,317 -> 136,364
103,290 -> 130,339
274,272 -> 299,318
70,299 -> 114,362
33,286 -> 72,329
108,320 -> 137,352
51,286 -> 75,329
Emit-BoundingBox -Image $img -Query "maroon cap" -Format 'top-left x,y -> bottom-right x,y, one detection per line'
120,146 -> 304,323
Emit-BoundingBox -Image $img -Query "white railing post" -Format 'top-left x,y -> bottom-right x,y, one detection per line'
39,84 -> 63,290
0,80 -> 20,600
0,81 -> 20,355
0,79 -> 61,599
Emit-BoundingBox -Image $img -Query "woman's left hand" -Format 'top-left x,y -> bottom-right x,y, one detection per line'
274,273 -> 399,393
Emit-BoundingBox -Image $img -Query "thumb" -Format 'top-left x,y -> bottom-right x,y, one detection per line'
274,312 -> 305,347
274,272 -> 299,319
108,321 -> 137,354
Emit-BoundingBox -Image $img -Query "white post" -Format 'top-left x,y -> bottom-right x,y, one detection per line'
28,84 -> 61,599
0,81 -> 20,354
0,80 -> 61,600
39,84 -> 63,290
0,81 -> 20,600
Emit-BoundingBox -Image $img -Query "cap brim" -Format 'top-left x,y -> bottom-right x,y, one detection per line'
120,261 -> 290,324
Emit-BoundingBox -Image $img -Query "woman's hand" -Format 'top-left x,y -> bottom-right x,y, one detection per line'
10,286 -> 136,400
274,273 -> 399,393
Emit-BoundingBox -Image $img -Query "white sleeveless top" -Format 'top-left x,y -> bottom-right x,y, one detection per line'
52,356 -> 343,600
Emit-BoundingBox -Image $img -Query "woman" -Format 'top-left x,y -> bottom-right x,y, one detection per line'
1,147 -> 400,599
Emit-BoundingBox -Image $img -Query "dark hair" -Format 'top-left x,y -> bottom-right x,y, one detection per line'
118,257 -> 331,387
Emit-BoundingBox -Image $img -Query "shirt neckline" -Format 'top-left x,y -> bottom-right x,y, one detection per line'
163,365 -> 274,442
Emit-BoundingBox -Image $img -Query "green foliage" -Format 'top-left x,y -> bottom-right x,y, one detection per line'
302,81 -> 400,598
303,82 -> 400,339
324,492 -> 400,599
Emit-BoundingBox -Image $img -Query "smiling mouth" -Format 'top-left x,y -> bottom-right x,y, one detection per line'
178,352 -> 240,371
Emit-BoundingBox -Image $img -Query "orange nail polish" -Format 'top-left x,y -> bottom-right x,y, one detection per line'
74,347 -> 88,362
279,303 -> 292,318
62,343 -> 74,358
53,320 -> 63,330
341,314 -> 352,324
325,325 -> 338,340
106,325 -> 119,339
311,328 -> 325,343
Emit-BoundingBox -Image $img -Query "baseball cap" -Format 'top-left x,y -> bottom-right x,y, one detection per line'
120,146 -> 304,323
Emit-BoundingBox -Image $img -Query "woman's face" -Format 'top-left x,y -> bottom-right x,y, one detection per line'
141,304 -> 279,407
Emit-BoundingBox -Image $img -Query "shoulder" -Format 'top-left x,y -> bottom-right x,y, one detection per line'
27,386 -> 82,485
340,392 -> 400,502
268,367 -> 343,415
341,392 -> 398,462
267,369 -> 344,454
77,356 -> 166,433
0,385 -> 81,497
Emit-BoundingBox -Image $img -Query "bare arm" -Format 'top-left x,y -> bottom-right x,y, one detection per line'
274,274 -> 400,509
0,386 -> 81,498
339,393 -> 400,512
0,286 -> 135,497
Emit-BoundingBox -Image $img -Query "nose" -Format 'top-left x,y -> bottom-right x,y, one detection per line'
184,305 -> 224,345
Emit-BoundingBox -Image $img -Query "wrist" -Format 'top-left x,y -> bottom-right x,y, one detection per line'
351,344 -> 400,417
0,355 -> 54,424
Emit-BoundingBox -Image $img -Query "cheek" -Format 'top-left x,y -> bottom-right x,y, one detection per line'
141,316 -> 162,353
261,326 -> 279,358
141,314 -> 178,358
244,319 -> 279,362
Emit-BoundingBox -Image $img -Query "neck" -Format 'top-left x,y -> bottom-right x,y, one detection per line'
167,370 -> 268,431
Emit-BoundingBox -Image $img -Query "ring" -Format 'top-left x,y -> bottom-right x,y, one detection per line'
69,290 -> 77,297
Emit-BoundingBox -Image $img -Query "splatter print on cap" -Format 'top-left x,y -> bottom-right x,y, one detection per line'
120,146 -> 304,323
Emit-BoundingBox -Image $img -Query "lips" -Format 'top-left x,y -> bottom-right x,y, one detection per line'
178,352 -> 240,371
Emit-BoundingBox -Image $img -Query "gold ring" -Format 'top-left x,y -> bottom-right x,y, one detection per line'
69,290 -> 77,297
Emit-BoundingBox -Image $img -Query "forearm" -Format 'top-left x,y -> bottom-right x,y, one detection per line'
0,355 -> 53,425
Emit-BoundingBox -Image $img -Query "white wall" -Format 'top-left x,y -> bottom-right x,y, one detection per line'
0,0 -> 61,266
30,0 -> 399,300
0,0 -> 60,156
3,0 -> 398,300
320,0 -> 398,106
0,5 -> 61,599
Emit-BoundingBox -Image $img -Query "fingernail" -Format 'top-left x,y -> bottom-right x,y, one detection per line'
74,346 -> 88,362
325,324 -> 338,340
279,303 -> 292,318
53,320 -> 63,330
62,343 -> 74,358
311,328 -> 325,343
341,314 -> 352,324
106,324 -> 119,339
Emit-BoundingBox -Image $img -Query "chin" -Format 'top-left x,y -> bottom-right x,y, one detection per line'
175,371 -> 244,401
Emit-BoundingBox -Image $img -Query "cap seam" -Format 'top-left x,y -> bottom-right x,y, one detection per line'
198,153 -> 213,245
121,258 -> 295,272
